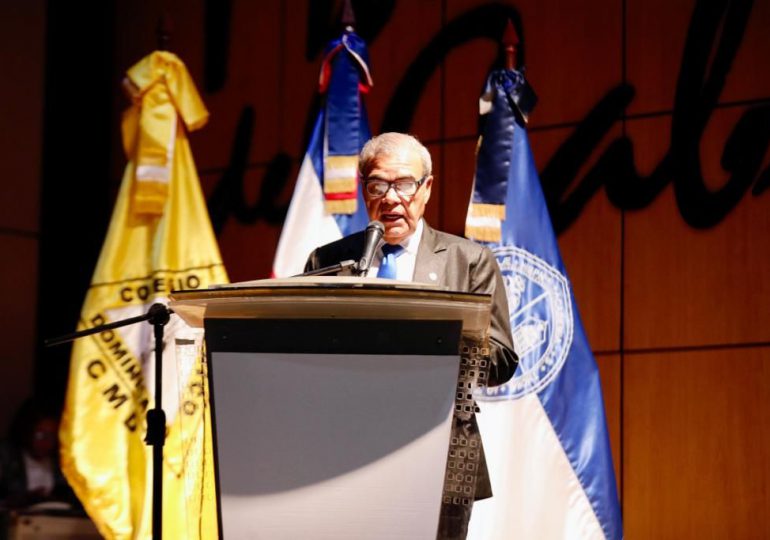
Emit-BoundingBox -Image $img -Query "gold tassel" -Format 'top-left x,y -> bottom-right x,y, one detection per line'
465,224 -> 502,243
325,198 -> 357,214
468,202 -> 506,219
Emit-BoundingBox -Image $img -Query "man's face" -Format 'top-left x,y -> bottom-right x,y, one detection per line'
362,147 -> 433,244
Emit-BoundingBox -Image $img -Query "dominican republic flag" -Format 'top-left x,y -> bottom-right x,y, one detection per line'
272,27 -> 373,277
465,69 -> 623,539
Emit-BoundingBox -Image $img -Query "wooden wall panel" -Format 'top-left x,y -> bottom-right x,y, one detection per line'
697,105 -> 770,191
0,1 -> 45,432
279,0 -> 325,158
440,138 -> 476,235
0,1 -> 44,231
112,1 -> 205,79
365,0 -> 443,140
200,167 -> 288,282
558,190 -> 622,353
623,347 -> 770,539
421,141 -> 445,232
719,0 -> 770,103
0,235 -> 38,433
624,112 -> 770,349
625,0 -> 693,115
627,0 -> 770,115
198,1 -> 283,168
528,126 -> 624,353
443,38 -> 498,139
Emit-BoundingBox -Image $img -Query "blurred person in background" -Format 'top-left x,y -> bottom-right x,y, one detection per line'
0,398 -> 75,509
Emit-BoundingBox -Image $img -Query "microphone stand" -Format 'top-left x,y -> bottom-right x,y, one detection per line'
46,303 -> 172,540
293,259 -> 361,277
294,220 -> 384,278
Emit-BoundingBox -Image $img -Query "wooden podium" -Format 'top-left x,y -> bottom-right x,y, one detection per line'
170,277 -> 494,539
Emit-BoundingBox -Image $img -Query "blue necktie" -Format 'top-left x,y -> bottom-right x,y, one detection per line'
377,244 -> 404,279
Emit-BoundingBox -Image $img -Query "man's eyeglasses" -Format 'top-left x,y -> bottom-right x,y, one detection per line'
363,175 -> 428,198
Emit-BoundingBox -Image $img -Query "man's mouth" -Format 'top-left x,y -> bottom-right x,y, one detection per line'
381,213 -> 404,223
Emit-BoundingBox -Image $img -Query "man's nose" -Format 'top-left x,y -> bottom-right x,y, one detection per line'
382,184 -> 401,203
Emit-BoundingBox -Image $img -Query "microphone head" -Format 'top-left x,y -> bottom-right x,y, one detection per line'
357,220 -> 386,275
367,220 -> 385,234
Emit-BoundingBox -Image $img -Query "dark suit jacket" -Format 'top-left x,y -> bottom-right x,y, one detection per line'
305,223 -> 518,501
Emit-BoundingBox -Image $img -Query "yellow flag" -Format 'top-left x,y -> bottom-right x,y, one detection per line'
60,51 -> 228,540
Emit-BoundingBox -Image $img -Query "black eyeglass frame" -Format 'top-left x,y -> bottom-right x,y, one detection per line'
362,175 -> 429,198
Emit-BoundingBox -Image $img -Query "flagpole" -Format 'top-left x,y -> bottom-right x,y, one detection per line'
502,19 -> 518,70
147,18 -> 173,539
147,304 -> 169,540
46,303 -> 172,540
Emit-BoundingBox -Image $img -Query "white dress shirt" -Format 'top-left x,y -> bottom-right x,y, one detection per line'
368,219 -> 424,281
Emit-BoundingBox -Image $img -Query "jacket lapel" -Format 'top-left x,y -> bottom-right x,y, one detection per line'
414,223 -> 447,286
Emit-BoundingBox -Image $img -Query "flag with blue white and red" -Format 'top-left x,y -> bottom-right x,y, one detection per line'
272,26 -> 372,277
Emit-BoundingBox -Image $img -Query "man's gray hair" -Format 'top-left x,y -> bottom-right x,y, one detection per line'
358,132 -> 433,178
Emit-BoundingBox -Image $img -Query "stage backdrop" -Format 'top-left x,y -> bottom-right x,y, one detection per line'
0,1 -> 768,537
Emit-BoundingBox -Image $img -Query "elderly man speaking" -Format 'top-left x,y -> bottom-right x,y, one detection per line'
305,132 -> 517,539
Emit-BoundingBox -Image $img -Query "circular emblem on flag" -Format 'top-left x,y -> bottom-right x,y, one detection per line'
479,245 -> 574,400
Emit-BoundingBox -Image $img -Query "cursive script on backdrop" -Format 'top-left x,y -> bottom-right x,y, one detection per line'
203,0 -> 768,235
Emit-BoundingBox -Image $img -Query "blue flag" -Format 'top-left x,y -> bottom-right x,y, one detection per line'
466,69 -> 623,540
273,28 -> 372,276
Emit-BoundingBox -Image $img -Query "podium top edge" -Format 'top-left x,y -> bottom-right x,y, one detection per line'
168,278 -> 493,330
169,283 -> 491,304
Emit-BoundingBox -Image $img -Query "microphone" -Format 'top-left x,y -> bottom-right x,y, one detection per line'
356,220 -> 385,276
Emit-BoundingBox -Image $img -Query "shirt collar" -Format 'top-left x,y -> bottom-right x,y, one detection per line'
403,218 -> 424,255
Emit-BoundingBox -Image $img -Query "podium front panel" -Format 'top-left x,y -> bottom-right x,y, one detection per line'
206,318 -> 462,539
